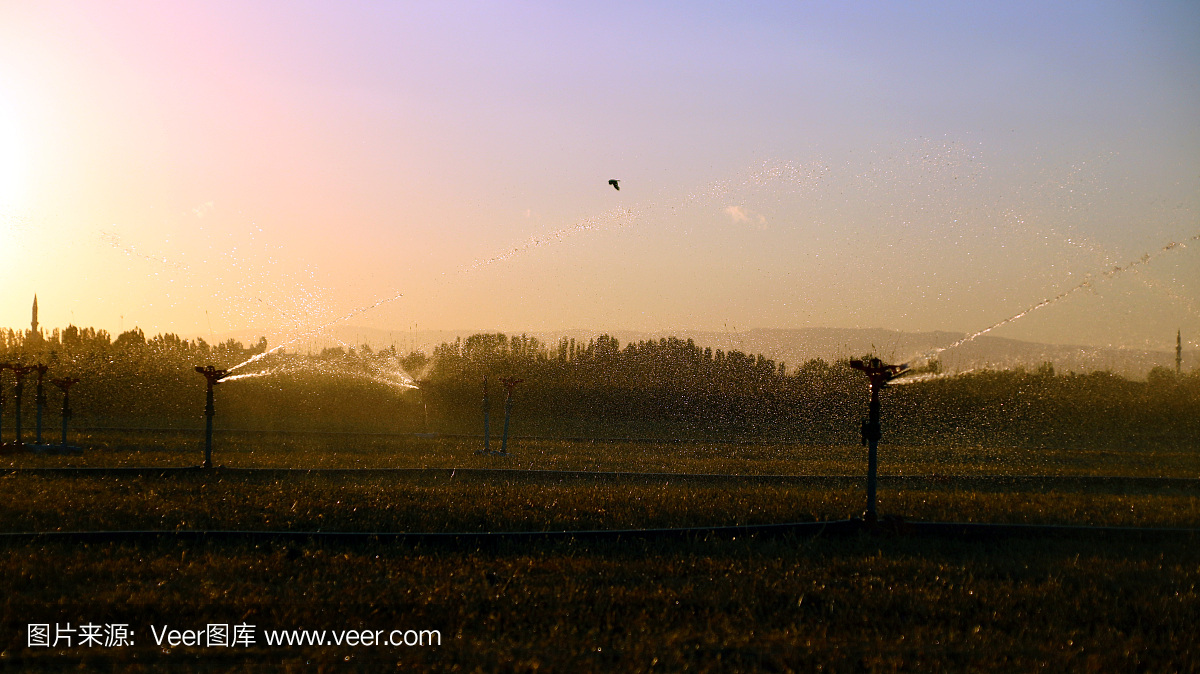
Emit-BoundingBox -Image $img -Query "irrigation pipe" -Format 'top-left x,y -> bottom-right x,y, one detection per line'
0,521 -> 1196,545
2,466 -> 1197,493
70,426 -> 836,446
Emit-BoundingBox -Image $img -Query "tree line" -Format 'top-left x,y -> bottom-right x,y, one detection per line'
0,326 -> 1197,449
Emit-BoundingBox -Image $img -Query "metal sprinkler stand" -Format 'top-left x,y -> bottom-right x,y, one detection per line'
195,365 -> 228,468
478,375 -> 491,454
0,363 -> 8,446
849,357 -> 906,526
51,377 -> 80,449
9,364 -> 36,450
499,377 -> 524,455
34,364 -> 48,444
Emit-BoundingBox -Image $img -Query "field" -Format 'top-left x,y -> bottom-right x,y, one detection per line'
1,431 -> 1197,670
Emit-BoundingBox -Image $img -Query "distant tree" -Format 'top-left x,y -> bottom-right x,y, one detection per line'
593,334 -> 620,359
1147,365 -> 1178,387
401,350 -> 429,373
114,327 -> 146,349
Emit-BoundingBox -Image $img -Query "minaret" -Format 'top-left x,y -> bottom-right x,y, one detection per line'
31,294 -> 38,334
1178,330 -> 1183,375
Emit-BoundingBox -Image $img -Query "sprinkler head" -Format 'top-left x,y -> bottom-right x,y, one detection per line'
849,358 -> 907,388
195,365 -> 229,386
10,363 -> 35,380
51,377 -> 80,393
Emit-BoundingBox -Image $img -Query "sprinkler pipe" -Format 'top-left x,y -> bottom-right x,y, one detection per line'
0,363 -> 8,445
9,364 -> 35,449
499,378 -> 524,455
849,357 -> 907,525
482,375 -> 490,453
34,364 -> 47,444
51,377 -> 80,448
195,365 -> 228,468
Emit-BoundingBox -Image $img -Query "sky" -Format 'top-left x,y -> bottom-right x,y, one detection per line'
1,1 -> 1198,352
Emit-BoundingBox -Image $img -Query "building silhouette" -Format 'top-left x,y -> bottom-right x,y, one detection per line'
28,294 -> 42,344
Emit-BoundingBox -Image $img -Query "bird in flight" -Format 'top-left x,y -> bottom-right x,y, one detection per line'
608,179 -> 620,191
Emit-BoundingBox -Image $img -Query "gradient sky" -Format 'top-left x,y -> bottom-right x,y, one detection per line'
1,1 -> 1198,351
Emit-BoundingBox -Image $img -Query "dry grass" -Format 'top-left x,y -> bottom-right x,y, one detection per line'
1,535 -> 1196,671
1,431 -> 1197,670
6,428 -> 1200,477
0,470 -> 1197,533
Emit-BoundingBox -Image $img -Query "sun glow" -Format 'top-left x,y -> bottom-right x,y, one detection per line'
0,98 -> 30,212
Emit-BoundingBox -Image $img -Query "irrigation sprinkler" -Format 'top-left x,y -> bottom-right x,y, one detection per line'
0,363 -> 8,445
422,388 -> 430,433
195,365 -> 229,468
34,363 -> 48,444
479,375 -> 491,454
9,364 -> 36,450
499,377 -> 524,455
51,377 -> 80,448
849,357 -> 907,526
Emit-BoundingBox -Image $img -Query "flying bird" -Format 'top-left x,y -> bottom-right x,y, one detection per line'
608,179 -> 620,191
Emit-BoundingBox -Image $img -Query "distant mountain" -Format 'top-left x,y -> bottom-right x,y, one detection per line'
224,325 -> 1188,379
705,328 -> 1186,378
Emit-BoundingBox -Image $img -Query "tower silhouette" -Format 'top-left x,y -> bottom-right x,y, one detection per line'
31,294 -> 38,335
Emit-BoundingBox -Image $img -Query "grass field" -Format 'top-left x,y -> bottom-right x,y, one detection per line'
3,535 -> 1197,671
9,428 -> 1200,477
1,430 -> 1197,670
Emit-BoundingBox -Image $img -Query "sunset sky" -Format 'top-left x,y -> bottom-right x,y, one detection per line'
1,1 -> 1197,352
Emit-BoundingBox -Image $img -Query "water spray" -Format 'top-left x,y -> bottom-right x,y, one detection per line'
462,160 -> 822,273
220,369 -> 276,382
463,207 -> 638,272
888,369 -> 974,386
195,365 -> 229,468
911,232 -> 1200,367
227,290 -> 404,374
849,357 -> 908,526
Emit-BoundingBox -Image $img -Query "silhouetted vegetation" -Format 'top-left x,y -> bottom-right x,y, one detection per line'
423,333 -> 1200,449
2,327 -> 1198,449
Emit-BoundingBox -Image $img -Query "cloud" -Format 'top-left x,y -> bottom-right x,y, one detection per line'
724,205 -> 767,229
